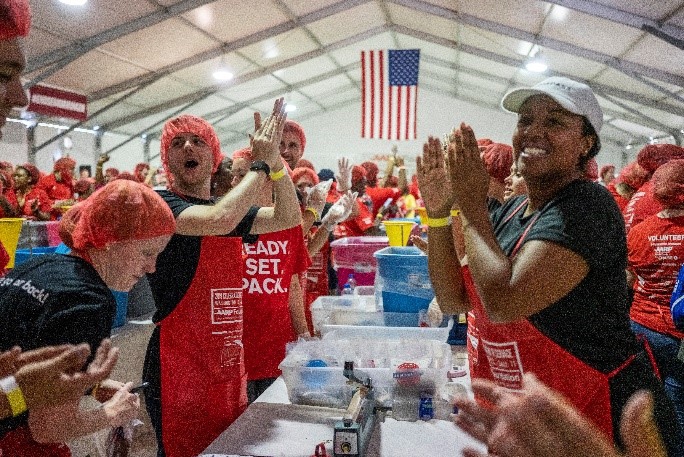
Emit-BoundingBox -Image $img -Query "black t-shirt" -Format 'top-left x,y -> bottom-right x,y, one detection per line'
0,254 -> 115,436
491,179 -> 640,371
147,190 -> 259,322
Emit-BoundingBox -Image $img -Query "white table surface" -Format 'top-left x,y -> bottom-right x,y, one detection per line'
200,376 -> 485,457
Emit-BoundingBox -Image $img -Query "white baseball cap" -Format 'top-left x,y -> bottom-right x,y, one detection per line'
502,77 -> 603,134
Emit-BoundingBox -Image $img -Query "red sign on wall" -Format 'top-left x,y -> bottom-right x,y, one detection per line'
27,84 -> 88,121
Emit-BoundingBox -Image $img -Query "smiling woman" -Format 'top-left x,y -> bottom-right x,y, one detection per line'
417,77 -> 682,456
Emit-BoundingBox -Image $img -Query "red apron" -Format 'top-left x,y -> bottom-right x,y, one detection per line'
0,425 -> 70,457
158,236 -> 247,457
463,198 -> 632,440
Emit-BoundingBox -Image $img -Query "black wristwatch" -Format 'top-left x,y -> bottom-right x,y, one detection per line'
249,160 -> 271,176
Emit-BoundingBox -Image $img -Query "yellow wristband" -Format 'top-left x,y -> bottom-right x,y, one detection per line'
305,207 -> 320,221
450,209 -> 460,217
269,168 -> 286,181
0,376 -> 27,416
426,216 -> 451,227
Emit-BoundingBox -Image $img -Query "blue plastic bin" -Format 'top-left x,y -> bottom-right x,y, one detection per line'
374,246 -> 434,326
13,246 -> 58,267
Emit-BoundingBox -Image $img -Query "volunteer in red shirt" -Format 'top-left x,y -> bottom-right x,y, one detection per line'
231,148 -> 312,402
37,157 -> 76,206
624,144 -> 684,233
361,159 -> 405,216
335,165 -> 379,237
11,164 -> 51,220
628,159 -> 684,445
599,163 -> 615,187
612,161 -> 650,213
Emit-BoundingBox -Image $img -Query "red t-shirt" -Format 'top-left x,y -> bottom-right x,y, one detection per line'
302,228 -> 330,334
366,186 -> 401,215
624,180 -> 663,233
241,226 -> 311,380
14,187 -> 52,218
37,174 -> 73,201
628,213 -> 684,338
335,198 -> 375,237
607,181 -> 629,212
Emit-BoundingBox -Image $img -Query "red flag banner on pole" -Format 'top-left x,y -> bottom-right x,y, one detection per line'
361,49 -> 420,140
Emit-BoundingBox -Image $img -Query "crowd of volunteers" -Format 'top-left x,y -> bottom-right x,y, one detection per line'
0,1 -> 683,457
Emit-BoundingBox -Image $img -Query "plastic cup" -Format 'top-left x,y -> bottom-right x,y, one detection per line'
383,220 -> 415,247
0,218 -> 25,269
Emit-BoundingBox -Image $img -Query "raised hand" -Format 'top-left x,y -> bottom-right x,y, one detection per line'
416,136 -> 454,218
446,124 -> 490,215
251,98 -> 287,170
304,180 -> 332,217
336,158 -> 352,193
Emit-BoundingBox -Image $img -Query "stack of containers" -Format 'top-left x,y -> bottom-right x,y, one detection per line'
330,236 -> 389,293
374,246 -> 435,326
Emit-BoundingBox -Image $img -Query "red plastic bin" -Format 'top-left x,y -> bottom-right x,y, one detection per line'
331,236 -> 388,293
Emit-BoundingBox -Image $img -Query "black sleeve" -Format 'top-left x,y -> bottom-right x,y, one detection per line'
229,205 -> 260,243
157,190 -> 194,218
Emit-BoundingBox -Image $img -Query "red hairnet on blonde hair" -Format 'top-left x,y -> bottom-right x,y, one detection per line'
64,180 -> 176,252
617,162 -> 650,190
292,167 -> 319,186
636,144 -> 684,173
232,147 -> 253,161
477,138 -> 493,152
652,159 -> 684,208
283,120 -> 306,153
482,143 -> 513,184
0,0 -> 31,40
54,157 -> 76,184
160,115 -> 223,175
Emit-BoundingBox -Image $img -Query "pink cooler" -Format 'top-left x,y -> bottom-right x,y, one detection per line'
330,236 -> 389,292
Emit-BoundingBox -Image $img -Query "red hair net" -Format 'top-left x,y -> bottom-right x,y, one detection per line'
160,115 -> 222,175
74,178 -> 94,194
232,147 -> 253,161
66,180 -> 176,252
477,138 -> 493,152
0,169 -> 13,190
0,161 -> 13,172
361,161 -> 379,186
18,163 -> 40,185
584,158 -> 598,181
292,167 -> 319,186
295,159 -> 315,171
134,163 -> 149,181
652,159 -> 684,208
599,164 -> 615,178
636,144 -> 684,173
482,143 -> 513,184
115,171 -> 138,181
283,120 -> 306,153
617,162 -> 650,190
54,157 -> 75,173
352,165 -> 366,186
0,0 -> 31,40
105,167 -> 119,178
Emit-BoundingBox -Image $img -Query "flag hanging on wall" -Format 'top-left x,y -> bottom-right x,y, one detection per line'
361,49 -> 420,140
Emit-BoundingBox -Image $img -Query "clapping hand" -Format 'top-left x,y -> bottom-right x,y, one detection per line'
445,124 -> 490,214
251,98 -> 287,171
416,136 -> 454,218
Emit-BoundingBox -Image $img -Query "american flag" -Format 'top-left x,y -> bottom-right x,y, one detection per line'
361,49 -> 420,140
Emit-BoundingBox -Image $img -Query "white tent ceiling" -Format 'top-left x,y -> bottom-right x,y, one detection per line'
19,0 -> 684,159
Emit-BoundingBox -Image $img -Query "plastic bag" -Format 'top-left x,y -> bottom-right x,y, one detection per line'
94,419 -> 142,457
670,263 -> 684,330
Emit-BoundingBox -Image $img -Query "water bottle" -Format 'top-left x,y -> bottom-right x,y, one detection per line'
345,274 -> 358,292
341,284 -> 353,296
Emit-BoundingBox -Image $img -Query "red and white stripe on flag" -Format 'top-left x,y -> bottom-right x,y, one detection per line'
361,50 -> 418,140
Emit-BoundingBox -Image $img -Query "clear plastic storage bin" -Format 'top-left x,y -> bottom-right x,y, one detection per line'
279,338 -> 452,408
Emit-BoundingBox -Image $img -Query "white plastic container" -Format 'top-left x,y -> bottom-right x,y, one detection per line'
321,320 -> 452,342
310,295 -> 381,331
279,338 -> 452,409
